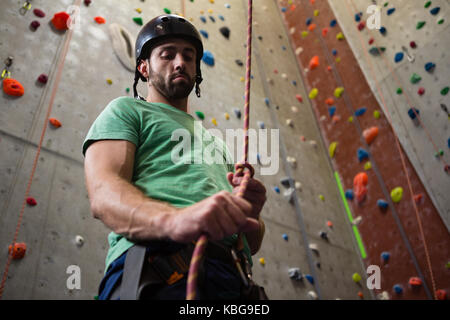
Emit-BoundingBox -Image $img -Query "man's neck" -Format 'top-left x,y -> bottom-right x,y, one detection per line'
146,89 -> 188,113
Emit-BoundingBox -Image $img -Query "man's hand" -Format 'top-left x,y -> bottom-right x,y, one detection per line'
166,191 -> 260,243
226,172 -> 267,220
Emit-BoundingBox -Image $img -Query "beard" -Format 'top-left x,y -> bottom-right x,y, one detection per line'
148,66 -> 195,100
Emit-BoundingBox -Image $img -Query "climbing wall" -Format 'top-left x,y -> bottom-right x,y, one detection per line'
277,0 -> 449,300
1,0 -> 414,300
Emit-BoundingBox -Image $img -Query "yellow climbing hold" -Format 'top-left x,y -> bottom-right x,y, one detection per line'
211,118 -> 217,126
224,113 -> 230,120
352,273 -> 362,283
208,9 -> 213,14
337,32 -> 345,40
335,57 -> 341,63
309,88 -> 319,99
348,116 -> 354,123
374,110 -> 381,119
301,31 -> 309,38
135,8 -> 142,13
334,87 -> 344,98
106,78 -> 113,85
364,161 -> 372,170
240,76 -> 245,82
259,257 -> 266,266
314,9 -> 319,16
209,0 -> 215,3
391,187 -> 403,203
329,142 -> 338,158
319,194 -> 325,201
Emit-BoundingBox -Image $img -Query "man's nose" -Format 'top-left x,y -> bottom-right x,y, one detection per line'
173,53 -> 187,71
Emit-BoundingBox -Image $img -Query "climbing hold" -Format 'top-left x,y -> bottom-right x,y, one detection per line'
332,49 -> 338,56
418,87 -> 425,96
393,284 -> 403,294
8,243 -> 27,260
307,24 -> 316,32
413,194 -> 423,204
225,4 -> 231,9
336,32 -> 345,40
257,121 -> 265,129
292,80 -> 297,86
430,7 -> 440,15
37,74 -> 48,85
301,31 -> 309,38
387,8 -> 395,15
357,148 -> 369,162
416,21 -> 426,29
328,106 -> 336,117
94,16 -> 106,24
273,186 -> 280,194
424,62 -> 436,72
355,12 -> 362,22
345,189 -> 354,200
374,110 -> 380,119
377,199 -> 389,210
199,30 -> 208,38
319,231 -> 328,240
396,88 -> 403,95
381,251 -> 390,262
319,194 -> 325,201
282,234 -> 288,241
363,126 -> 379,145
355,107 -> 367,117
390,187 -> 403,203
313,9 -> 319,17
211,118 -> 217,126
329,142 -> 338,158
408,277 -> 422,287
325,98 -> 334,105
163,8 -> 171,14
352,273 -> 361,283
199,16 -> 207,23
26,197 -> 37,206
280,177 -> 293,188
410,41 -> 417,49
368,38 -> 374,45
309,56 -> 319,70
352,216 -> 363,226
3,78 -> 24,97
305,274 -> 314,284
106,78 -> 113,85
75,235 -> 84,247
394,52 -> 404,63
135,8 -> 142,14
219,26 -> 230,39
379,26 -> 387,35
441,87 -> 449,96
235,59 -> 243,67
309,88 -> 318,99
284,188 -> 295,203
308,291 -> 318,300
224,113 -> 230,120
84,0 -> 92,6
424,1 -> 432,8
369,47 -> 385,56
322,28 -> 329,36
51,12 -> 70,30
288,268 -> 303,280
295,182 -> 302,190
327,221 -> 333,228
357,291 -> 364,299
259,257 -> 265,266
218,15 -> 224,21
30,21 -> 40,30
286,119 -> 294,127
295,47 -> 303,55
408,108 -> 420,120
202,51 -> 215,66
195,111 -> 205,120
437,19 -> 444,24
353,172 -> 368,203
33,8 -> 46,17
436,289 -> 447,300
377,291 -> 390,300
334,87 -> 344,98
364,161 -> 372,170
357,21 -> 365,31
295,94 -> 303,103
209,16 -> 215,23
286,157 -> 297,169
330,20 -> 337,27
49,118 -> 62,128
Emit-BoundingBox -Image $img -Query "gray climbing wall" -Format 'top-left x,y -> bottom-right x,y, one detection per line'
1,0 -> 370,299
328,0 -> 450,231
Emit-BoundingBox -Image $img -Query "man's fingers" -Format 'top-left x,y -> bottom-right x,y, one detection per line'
240,218 -> 260,233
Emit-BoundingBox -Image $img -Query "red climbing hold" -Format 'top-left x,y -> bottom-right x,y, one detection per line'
51,11 -> 70,30
418,87 -> 425,96
368,38 -> 374,45
413,194 -> 423,204
309,56 -> 320,70
26,197 -> 37,206
322,28 -> 328,37
37,74 -> 48,84
3,78 -> 24,97
327,66 -> 332,72
30,20 -> 40,31
8,243 -> 27,260
94,16 -> 106,24
33,8 -> 46,18
410,41 -> 417,49
49,118 -> 62,128
353,172 -> 368,203
357,21 -> 365,31
296,94 -> 303,103
84,0 -> 92,6
409,277 -> 422,287
436,289 -> 447,300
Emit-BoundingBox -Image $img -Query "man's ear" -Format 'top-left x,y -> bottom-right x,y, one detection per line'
137,60 -> 149,80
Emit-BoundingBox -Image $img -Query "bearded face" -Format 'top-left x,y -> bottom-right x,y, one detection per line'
148,62 -> 196,100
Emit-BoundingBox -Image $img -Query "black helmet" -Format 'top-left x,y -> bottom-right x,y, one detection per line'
133,14 -> 204,100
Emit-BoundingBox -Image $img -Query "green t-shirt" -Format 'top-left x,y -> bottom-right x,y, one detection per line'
82,96 -> 252,272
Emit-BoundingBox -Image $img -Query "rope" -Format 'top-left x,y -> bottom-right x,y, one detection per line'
0,0 -> 82,299
186,0 -> 254,300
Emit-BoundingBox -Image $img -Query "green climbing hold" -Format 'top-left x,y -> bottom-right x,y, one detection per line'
437,19 -> 444,24
195,111 -> 205,120
434,149 -> 444,157
410,73 -> 422,84
329,142 -> 338,158
441,87 -> 449,96
383,2 -> 389,7
390,187 -> 403,203
164,8 -> 171,14
133,17 -> 143,25
396,88 -> 403,94
416,21 -> 426,29
374,110 -> 380,119
424,1 -> 431,8
334,87 -> 345,98
125,87 -> 130,93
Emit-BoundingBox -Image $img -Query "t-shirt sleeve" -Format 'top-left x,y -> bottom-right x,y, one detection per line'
82,97 -> 140,157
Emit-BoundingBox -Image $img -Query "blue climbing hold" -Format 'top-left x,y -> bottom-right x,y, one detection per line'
408,108 -> 420,120
332,49 -> 338,56
199,30 -> 209,38
379,26 -> 387,35
448,138 -> 450,149
430,7 -> 440,15
387,8 -> 396,15
202,51 -> 215,66
281,7 -> 287,13
381,251 -> 390,262
394,52 -> 404,63
355,13 -> 362,22
393,284 -> 403,294
345,189 -> 354,200
218,15 -> 224,21
306,18 -> 312,26
274,186 -> 280,194
377,199 -> 389,210
200,16 -> 206,23
264,98 -> 270,106
292,80 -> 297,86
282,46 -> 286,51
225,4 -> 231,9
233,108 -> 241,119
209,16 -> 215,23
425,62 -> 436,72
330,19 -> 337,27
357,148 -> 369,162
282,234 -> 288,241
305,274 -> 314,284
328,106 -> 336,117
355,107 -> 367,116
257,121 -> 265,129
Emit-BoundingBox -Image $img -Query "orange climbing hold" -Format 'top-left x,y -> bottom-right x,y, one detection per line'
309,56 -> 319,70
94,16 -> 106,24
49,118 -> 62,128
325,98 -> 334,105
2,78 -> 24,97
353,172 -> 368,203
307,23 -> 316,31
413,193 -> 423,204
409,277 -> 422,287
363,126 -> 379,145
51,11 -> 70,30
8,243 -> 27,260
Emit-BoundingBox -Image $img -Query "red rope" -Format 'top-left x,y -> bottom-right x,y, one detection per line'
186,0 -> 254,300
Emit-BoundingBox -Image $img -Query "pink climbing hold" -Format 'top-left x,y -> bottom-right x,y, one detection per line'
33,8 -> 45,18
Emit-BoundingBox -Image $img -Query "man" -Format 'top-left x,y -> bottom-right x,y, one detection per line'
83,15 -> 267,300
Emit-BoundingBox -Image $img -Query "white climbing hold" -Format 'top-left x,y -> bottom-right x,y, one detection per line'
284,188 -> 295,203
309,140 -> 317,148
377,291 -> 390,300
288,268 -> 303,280
291,106 -> 299,113
308,291 -> 319,300
352,216 -> 362,225
295,47 -> 303,55
286,119 -> 294,127
75,235 -> 84,247
295,181 -> 302,190
309,243 -> 319,253
286,156 -> 297,168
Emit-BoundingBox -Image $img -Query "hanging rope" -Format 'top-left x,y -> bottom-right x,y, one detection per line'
186,0 -> 254,300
